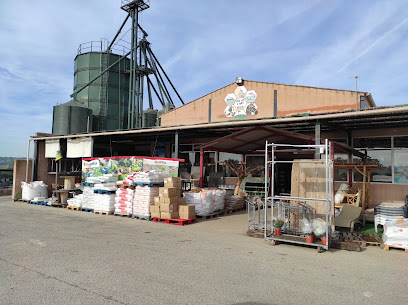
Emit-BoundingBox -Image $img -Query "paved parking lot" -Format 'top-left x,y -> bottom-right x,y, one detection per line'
1,196 -> 407,305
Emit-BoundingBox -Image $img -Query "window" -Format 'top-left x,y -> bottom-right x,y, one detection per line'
360,96 -> 367,108
394,136 -> 408,184
353,137 -> 392,183
333,153 -> 348,182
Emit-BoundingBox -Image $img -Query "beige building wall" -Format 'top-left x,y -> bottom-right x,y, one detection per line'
12,159 -> 32,200
160,81 -> 371,127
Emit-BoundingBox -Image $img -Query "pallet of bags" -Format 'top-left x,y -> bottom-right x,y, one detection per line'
133,170 -> 169,184
93,183 -> 117,192
115,187 -> 134,215
210,189 -> 226,212
133,186 -> 159,218
383,219 -> 408,250
21,181 -> 48,201
183,189 -> 215,217
67,194 -> 83,208
81,185 -> 95,210
94,193 -> 116,214
87,174 -> 118,184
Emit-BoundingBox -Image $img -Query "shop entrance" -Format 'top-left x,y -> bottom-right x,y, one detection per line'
275,162 -> 292,195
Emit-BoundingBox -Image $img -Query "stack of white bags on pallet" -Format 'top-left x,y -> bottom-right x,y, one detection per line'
81,186 -> 95,210
67,194 -> 83,208
115,188 -> 134,215
183,189 -> 226,216
84,174 -> 118,212
21,181 -> 48,201
383,220 -> 408,249
133,186 -> 159,217
93,183 -> 117,192
94,193 -> 116,213
133,170 -> 169,184
87,174 -> 118,184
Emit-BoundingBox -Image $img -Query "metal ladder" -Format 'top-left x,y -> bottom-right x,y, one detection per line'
99,52 -> 109,131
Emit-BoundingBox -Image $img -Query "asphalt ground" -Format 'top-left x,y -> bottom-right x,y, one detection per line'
0,196 -> 407,305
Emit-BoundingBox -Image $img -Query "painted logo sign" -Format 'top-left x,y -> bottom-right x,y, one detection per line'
224,86 -> 258,120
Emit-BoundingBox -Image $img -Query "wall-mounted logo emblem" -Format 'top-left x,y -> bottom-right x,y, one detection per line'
224,86 -> 258,120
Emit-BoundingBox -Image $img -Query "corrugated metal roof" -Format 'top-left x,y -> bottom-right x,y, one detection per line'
30,105 -> 408,141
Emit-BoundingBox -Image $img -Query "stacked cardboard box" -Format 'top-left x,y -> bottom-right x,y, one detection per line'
150,177 -> 196,220
147,177 -> 174,219
179,203 -> 195,219
159,177 -> 181,219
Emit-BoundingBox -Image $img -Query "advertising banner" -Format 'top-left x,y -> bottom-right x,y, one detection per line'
82,156 -> 181,180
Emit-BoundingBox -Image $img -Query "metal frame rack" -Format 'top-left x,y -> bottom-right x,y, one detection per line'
247,196 -> 266,231
263,140 -> 333,251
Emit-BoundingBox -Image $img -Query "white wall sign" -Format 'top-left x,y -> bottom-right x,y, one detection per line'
224,85 -> 258,120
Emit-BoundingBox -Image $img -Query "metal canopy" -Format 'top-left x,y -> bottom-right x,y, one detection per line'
198,126 -> 363,187
199,125 -> 358,155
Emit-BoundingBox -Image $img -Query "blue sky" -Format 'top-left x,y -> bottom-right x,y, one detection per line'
0,0 -> 407,157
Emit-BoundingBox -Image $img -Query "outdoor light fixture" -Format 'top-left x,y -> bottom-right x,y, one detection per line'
236,77 -> 243,85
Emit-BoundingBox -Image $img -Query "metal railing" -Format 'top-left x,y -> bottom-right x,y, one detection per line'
121,0 -> 150,12
77,40 -> 131,56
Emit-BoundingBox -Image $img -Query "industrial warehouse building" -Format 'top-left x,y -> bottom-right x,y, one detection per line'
11,0 -> 408,218
14,78 -> 408,209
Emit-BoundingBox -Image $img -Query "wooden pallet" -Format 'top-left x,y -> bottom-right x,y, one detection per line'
197,210 -> 227,220
152,217 -> 197,226
93,210 -> 114,215
360,233 -> 384,248
51,204 -> 68,208
67,205 -> 80,211
342,232 -> 384,248
117,184 -> 135,189
331,241 -> 362,252
113,213 -> 131,217
384,244 -> 408,253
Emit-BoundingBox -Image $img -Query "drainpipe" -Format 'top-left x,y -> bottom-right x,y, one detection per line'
199,147 -> 204,188
314,122 -> 321,159
25,139 -> 31,182
174,131 -> 179,159
273,90 -> 277,117
208,98 -> 212,123
31,140 -> 38,182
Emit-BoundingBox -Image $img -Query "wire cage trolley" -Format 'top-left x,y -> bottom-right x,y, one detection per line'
263,140 -> 333,252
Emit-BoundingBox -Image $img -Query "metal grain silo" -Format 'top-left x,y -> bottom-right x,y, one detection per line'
74,42 -> 130,132
52,100 -> 93,135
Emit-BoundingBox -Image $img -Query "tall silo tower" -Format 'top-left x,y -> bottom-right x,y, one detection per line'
69,0 -> 184,131
74,41 -> 130,131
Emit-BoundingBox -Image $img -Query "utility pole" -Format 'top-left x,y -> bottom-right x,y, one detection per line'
355,76 -> 358,109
